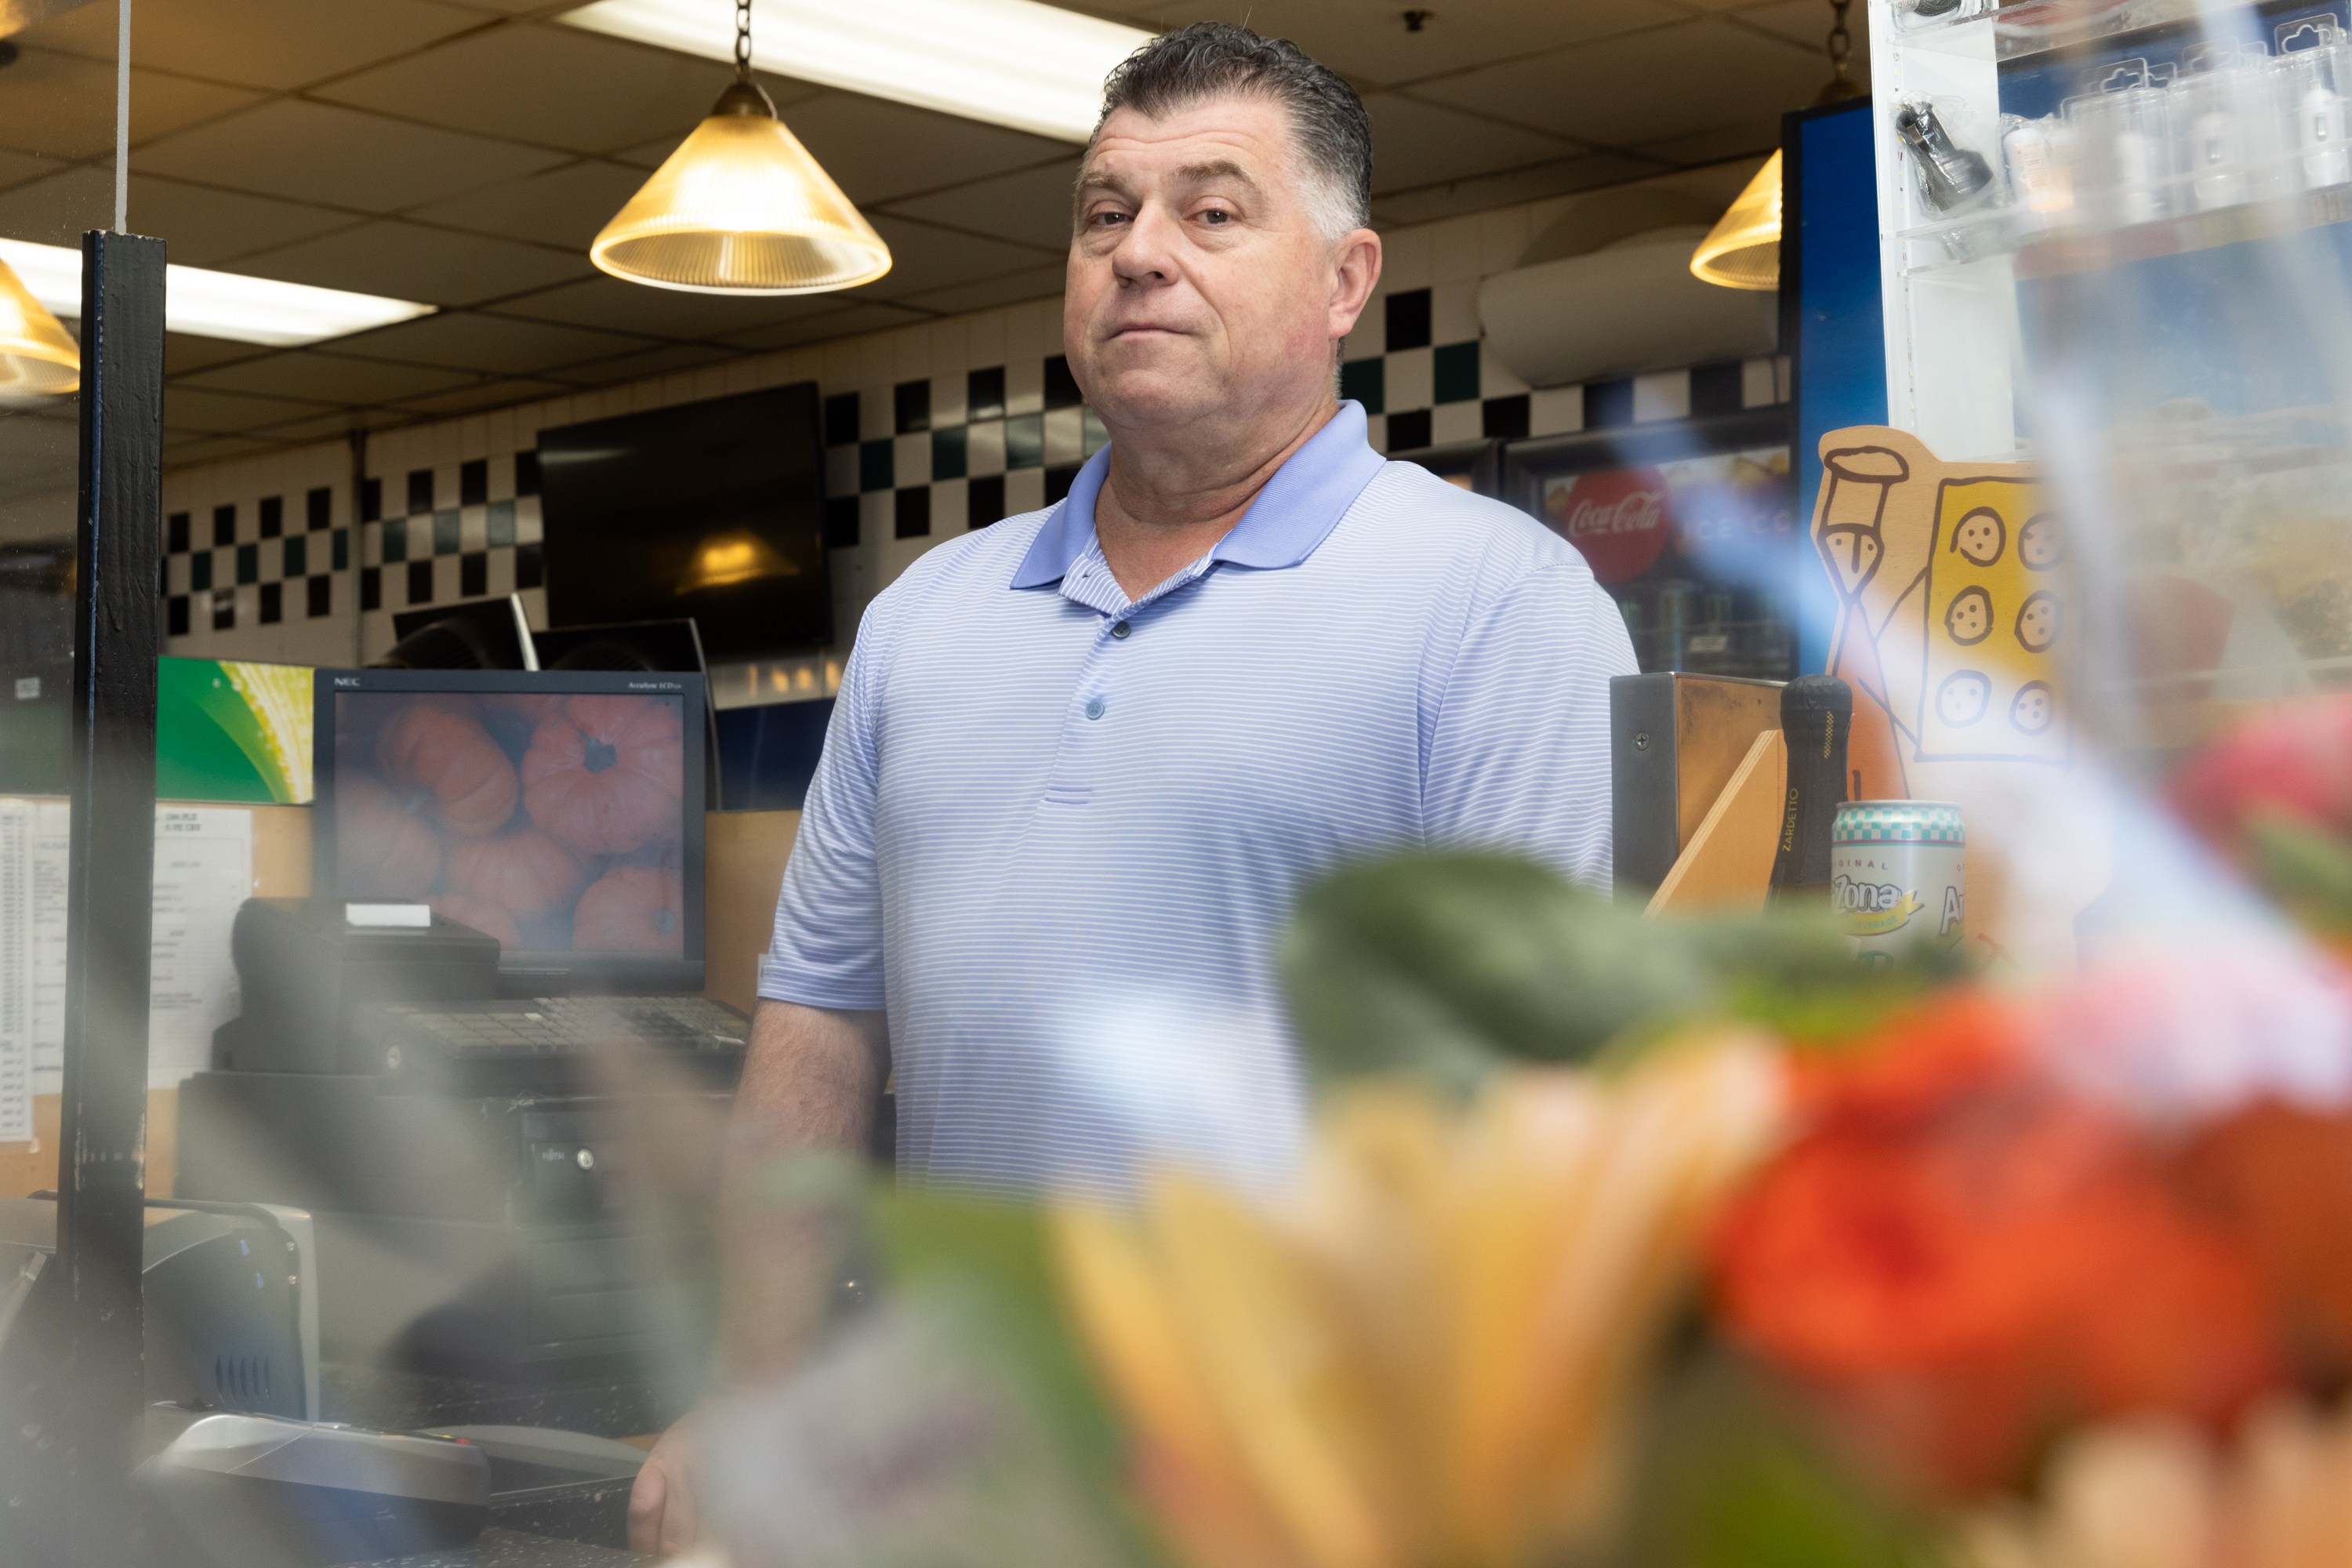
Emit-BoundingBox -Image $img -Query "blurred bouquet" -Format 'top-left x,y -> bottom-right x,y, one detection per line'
2170,692 -> 2352,945
700,756 -> 2352,1568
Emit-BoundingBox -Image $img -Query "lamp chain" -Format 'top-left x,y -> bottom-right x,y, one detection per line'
735,0 -> 753,79
1814,0 -> 1864,103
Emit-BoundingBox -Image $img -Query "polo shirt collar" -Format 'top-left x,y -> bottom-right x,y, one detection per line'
1009,400 -> 1386,590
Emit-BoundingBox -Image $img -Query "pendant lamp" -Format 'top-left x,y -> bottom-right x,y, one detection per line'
0,252 -> 78,397
591,1 -> 891,295
1691,0 -> 1867,292
1691,152 -> 1784,292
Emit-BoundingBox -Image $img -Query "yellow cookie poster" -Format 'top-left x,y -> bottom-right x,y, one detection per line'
1916,475 -> 2070,765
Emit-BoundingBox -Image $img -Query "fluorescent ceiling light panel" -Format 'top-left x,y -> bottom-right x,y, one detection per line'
562,0 -> 1152,143
0,239 -> 435,347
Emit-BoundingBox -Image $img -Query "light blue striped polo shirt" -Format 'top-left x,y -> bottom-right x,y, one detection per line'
760,401 -> 1637,1198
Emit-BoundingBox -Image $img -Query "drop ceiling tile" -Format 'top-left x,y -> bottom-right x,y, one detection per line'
135,100 -> 571,212
165,387 -> 340,434
405,160 -> 649,250
236,220 -> 591,307
165,334 -> 270,378
0,165 -> 119,249
1411,20 -> 1828,148
317,24 -> 748,156
0,148 -> 68,193
495,274 -> 792,339
0,49 -> 262,165
1725,0 -> 1871,81
882,160 -> 1080,252
1369,151 -> 1662,226
20,0 -> 487,92
1366,96 -> 1580,196
1131,0 -> 1690,86
716,301 -> 929,352
550,340 -> 737,388
386,376 -> 572,416
181,350 -> 479,405
761,94 -> 1069,206
1633,117 -> 1786,166
856,215 -> 1062,303
895,262 -> 1066,318
0,169 -> 358,266
335,310 -> 659,375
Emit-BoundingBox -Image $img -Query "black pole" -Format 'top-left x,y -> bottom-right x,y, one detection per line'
55,228 -> 165,1568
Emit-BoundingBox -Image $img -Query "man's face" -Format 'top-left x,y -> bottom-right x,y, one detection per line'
1065,94 -> 1376,436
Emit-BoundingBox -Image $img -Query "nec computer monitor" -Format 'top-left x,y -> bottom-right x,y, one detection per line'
312,667 -> 706,993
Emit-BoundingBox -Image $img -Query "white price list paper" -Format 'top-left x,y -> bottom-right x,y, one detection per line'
0,800 -> 254,1140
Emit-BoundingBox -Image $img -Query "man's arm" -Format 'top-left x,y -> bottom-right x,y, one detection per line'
628,999 -> 887,1555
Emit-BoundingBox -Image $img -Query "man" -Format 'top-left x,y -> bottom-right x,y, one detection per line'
630,22 -> 1635,1552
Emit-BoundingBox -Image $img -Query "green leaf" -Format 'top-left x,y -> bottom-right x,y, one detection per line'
1280,852 -> 1719,1086
1617,1350 -> 1939,1568
2246,808 -> 2352,933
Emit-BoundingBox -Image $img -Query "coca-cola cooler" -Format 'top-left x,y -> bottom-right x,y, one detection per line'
1498,407 -> 1797,679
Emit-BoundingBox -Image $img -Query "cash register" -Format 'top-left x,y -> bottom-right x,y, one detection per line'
180,667 -> 744,1376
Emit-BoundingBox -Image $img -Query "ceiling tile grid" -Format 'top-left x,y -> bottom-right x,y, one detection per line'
153,180 -> 1786,688
0,0 -> 1845,472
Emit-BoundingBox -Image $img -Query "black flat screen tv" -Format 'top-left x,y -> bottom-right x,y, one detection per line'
537,383 -> 828,662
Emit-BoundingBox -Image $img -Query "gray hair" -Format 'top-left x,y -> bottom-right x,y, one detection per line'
1094,22 -> 1373,240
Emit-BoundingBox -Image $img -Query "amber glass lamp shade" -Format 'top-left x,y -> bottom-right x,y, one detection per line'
1690,151 -> 1783,292
0,254 -> 78,397
592,80 -> 891,296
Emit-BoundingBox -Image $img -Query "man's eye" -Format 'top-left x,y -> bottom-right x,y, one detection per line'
1200,209 -> 1232,224
1091,210 -> 1129,228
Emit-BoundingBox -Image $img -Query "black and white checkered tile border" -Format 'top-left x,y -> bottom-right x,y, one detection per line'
162,285 -> 1785,652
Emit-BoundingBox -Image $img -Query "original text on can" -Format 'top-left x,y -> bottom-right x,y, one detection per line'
1829,800 -> 1964,962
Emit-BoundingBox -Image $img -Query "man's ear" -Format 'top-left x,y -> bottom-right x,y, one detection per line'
1328,227 -> 1383,342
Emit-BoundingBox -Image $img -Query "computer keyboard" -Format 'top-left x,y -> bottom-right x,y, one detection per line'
352,995 -> 749,1093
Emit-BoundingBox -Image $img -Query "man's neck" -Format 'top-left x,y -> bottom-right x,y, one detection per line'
1091,393 -> 1338,601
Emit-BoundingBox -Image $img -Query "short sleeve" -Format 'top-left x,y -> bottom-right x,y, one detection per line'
1422,560 -> 1638,891
758,617 -> 889,1011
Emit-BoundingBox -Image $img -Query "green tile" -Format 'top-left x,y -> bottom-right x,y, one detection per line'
931,425 -> 967,481
382,517 -> 406,564
332,528 -> 349,572
434,510 -> 460,555
487,499 -> 516,549
1434,341 -> 1480,405
859,438 -> 894,492
1339,358 -> 1385,414
1004,413 -> 1044,470
235,543 -> 258,586
190,550 -> 212,591
282,535 -> 307,579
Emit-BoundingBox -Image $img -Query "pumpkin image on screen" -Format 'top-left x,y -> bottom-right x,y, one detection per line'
428,891 -> 521,949
376,702 -> 519,839
573,863 -> 685,953
521,696 -> 684,857
335,771 -> 441,898
448,829 -> 586,920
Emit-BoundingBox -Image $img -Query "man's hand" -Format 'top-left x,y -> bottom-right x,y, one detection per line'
629,1000 -> 889,1557
627,1419 -> 698,1557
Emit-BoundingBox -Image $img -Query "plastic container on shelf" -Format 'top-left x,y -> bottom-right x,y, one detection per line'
2278,24 -> 2352,191
2066,67 -> 2177,227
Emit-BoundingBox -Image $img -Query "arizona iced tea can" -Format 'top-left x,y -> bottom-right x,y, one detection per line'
1829,800 -> 1965,962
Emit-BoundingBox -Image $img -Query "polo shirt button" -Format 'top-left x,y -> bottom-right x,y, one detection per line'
1110,620 -> 1131,639
1084,697 -> 1105,720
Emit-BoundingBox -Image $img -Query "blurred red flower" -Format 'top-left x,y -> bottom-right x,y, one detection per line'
2168,694 -> 2352,855
1713,992 -> 2280,1494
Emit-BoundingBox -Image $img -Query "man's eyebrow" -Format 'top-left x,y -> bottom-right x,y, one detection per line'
1177,160 -> 1259,191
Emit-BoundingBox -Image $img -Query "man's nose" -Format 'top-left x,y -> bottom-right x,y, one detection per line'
1111,203 -> 1181,286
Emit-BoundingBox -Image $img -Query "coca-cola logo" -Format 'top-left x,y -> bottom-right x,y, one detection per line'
1545,466 -> 1671,584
